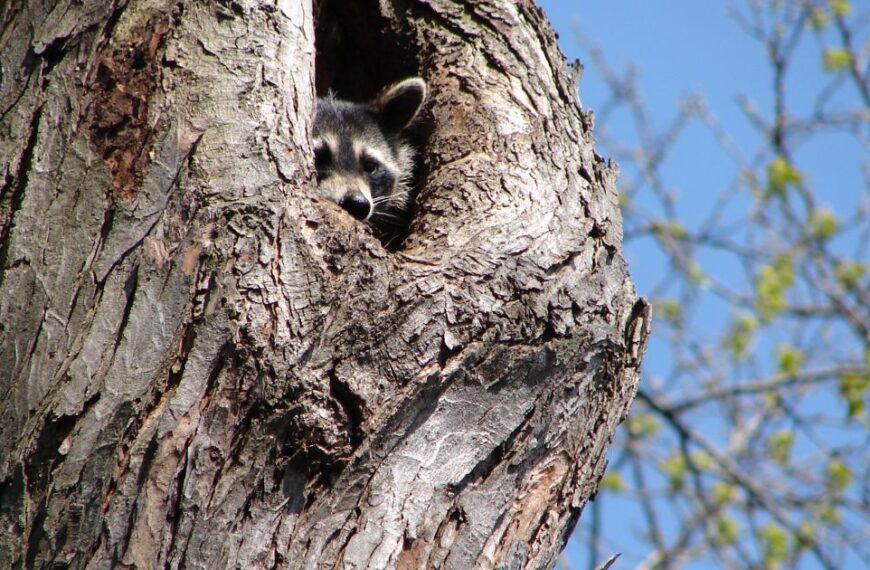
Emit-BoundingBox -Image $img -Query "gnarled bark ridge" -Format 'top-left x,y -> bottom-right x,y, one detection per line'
0,1 -> 648,568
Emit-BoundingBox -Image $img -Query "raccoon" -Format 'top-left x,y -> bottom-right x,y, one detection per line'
313,78 -> 426,227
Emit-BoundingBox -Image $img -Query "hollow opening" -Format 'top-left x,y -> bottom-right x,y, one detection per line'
314,0 -> 428,250
314,0 -> 418,101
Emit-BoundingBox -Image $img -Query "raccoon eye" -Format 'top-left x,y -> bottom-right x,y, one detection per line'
314,145 -> 331,170
361,156 -> 380,174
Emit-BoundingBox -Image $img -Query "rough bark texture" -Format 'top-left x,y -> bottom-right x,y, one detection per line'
0,1 -> 649,569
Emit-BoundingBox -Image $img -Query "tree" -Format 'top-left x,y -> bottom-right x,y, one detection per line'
559,1 -> 870,568
0,1 -> 647,568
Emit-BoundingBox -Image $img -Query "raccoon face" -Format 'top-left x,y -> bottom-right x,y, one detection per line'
313,78 -> 426,223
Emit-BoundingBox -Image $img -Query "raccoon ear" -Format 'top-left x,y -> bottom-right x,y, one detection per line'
372,77 -> 427,134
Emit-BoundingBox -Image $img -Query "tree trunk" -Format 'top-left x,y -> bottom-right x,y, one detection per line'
0,1 -> 648,568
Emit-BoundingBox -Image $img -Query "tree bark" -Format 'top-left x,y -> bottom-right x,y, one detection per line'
0,1 -> 649,569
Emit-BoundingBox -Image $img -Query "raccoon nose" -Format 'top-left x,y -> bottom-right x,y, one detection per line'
339,191 -> 371,220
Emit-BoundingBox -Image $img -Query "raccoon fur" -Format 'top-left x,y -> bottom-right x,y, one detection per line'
313,78 -> 426,228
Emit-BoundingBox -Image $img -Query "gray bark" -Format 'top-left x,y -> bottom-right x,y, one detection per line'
0,1 -> 648,569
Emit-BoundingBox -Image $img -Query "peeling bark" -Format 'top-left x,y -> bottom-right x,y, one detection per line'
0,1 -> 648,569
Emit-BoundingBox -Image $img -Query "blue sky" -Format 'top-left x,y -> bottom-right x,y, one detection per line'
539,0 -> 866,235
538,2 -> 869,568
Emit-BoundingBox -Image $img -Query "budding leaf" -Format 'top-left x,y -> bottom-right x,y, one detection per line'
828,0 -> 851,16
661,455 -> 686,492
776,344 -> 803,376
809,208 -> 838,240
823,48 -> 851,71
809,7 -> 829,29
727,313 -> 759,358
826,458 -> 853,492
767,429 -> 794,465
657,298 -> 683,328
767,156 -> 802,198
795,522 -> 815,552
713,516 -> 739,547
628,413 -> 660,438
761,523 -> 789,569
839,372 -> 869,419
820,504 -> 841,524
834,260 -> 865,290
600,471 -> 624,492
712,482 -> 735,506
756,254 -> 794,321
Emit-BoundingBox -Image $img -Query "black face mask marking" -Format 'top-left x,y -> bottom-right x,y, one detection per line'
313,78 -> 426,224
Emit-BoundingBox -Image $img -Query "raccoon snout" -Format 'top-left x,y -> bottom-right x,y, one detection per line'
339,191 -> 371,220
